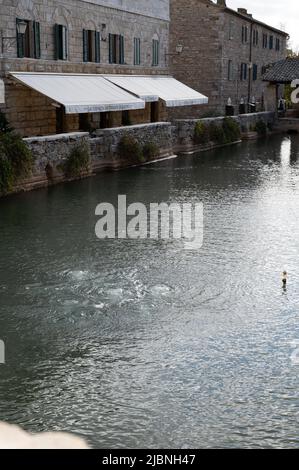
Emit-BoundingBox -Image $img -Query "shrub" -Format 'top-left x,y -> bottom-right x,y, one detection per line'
222,117 -> 241,143
0,132 -> 34,179
0,132 -> 34,195
194,121 -> 210,145
118,134 -> 144,163
209,122 -> 226,144
143,142 -> 159,161
0,150 -> 13,194
255,120 -> 268,136
64,142 -> 91,177
0,111 -> 12,134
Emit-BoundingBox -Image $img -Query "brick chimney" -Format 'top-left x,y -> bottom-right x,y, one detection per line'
217,0 -> 227,6
237,8 -> 252,18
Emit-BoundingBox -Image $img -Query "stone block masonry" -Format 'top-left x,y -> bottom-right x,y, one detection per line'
2,112 -> 274,197
174,112 -> 276,152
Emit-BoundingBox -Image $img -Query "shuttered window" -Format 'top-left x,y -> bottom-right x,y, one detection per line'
54,24 -> 68,60
253,64 -> 258,81
242,25 -> 248,43
253,29 -> 259,46
83,29 -> 101,63
269,35 -> 274,50
152,39 -> 159,66
228,60 -> 233,81
240,63 -> 248,81
109,34 -> 125,64
16,18 -> 41,59
276,38 -> 280,51
134,38 -> 141,65
263,34 -> 268,49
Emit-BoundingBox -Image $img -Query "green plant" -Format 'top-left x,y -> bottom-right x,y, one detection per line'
0,132 -> 34,194
209,122 -> 226,144
222,117 -> 241,143
143,142 -> 159,161
0,132 -> 34,179
64,142 -> 91,177
255,120 -> 268,136
0,111 -> 12,134
194,121 -> 210,145
118,134 -> 144,163
0,150 -> 13,194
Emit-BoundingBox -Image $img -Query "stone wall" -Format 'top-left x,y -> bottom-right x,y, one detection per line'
174,111 -> 276,152
18,122 -> 174,192
1,112 -> 278,196
91,122 -> 174,170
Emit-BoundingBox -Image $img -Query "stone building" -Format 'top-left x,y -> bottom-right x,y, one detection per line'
169,0 -> 288,118
0,0 -> 207,137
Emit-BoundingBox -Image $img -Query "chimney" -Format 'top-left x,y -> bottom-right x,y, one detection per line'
217,0 -> 227,6
237,8 -> 252,18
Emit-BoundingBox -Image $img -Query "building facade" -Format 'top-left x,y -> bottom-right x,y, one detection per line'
0,0 -> 170,136
169,0 -> 288,118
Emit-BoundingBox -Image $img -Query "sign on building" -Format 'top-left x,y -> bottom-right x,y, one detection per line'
0,79 -> 5,104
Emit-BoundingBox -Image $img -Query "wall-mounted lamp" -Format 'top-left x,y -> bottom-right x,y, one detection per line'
1,20 -> 28,54
175,44 -> 183,54
165,43 -> 184,58
101,24 -> 107,42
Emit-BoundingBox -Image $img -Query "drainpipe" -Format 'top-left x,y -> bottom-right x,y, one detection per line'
248,22 -> 253,112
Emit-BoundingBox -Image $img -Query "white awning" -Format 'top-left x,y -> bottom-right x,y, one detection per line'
9,73 -> 145,113
0,79 -> 5,104
103,75 -> 208,107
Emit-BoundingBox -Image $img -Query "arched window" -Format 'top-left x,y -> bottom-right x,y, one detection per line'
152,34 -> 160,67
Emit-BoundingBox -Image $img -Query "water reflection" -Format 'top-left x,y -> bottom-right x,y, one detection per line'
0,134 -> 299,448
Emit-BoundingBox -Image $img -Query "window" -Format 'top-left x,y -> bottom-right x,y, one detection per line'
253,29 -> 259,46
134,37 -> 141,65
242,25 -> 248,43
109,34 -> 125,64
269,35 -> 274,49
262,33 -> 268,49
54,24 -> 68,60
152,39 -> 159,66
228,60 -> 233,81
240,63 -> 248,81
229,21 -> 234,40
16,18 -> 40,59
83,29 -> 100,63
253,64 -> 258,81
276,38 -> 280,51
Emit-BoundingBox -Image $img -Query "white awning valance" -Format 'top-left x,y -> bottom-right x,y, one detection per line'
103,75 -> 208,107
0,79 -> 5,104
9,73 -> 145,113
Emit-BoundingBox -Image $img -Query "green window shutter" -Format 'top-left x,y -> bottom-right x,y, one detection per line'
119,35 -> 124,64
16,19 -> 25,58
253,64 -> 258,81
152,40 -> 155,65
95,31 -> 101,63
54,24 -> 60,60
34,21 -> 41,59
62,26 -> 68,60
109,33 -> 113,63
83,29 -> 88,62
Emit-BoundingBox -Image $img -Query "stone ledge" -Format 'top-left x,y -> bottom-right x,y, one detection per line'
23,132 -> 89,143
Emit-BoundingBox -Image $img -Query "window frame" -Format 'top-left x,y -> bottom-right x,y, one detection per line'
16,18 -> 41,59
152,39 -> 160,67
134,37 -> 141,66
109,33 -> 125,65
54,24 -> 68,61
